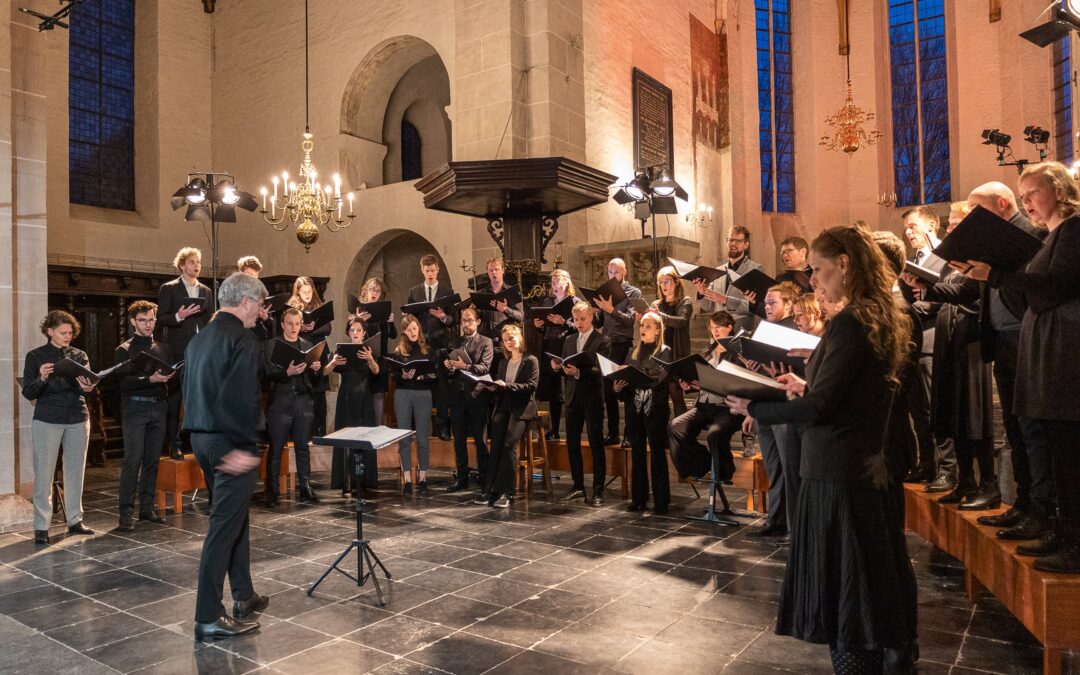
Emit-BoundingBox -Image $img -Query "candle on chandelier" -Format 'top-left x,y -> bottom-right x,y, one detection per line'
348,191 -> 354,217
333,174 -> 341,197
260,187 -> 267,211
271,176 -> 278,201
282,172 -> 289,196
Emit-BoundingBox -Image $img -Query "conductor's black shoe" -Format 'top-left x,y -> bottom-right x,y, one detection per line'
403,482 -> 413,495
603,435 -> 621,447
997,516 -> 1050,541
34,530 -> 49,545
446,479 -> 468,493
1033,542 -> 1080,574
590,493 -> 605,507
298,486 -> 320,503
1018,529 -> 1063,557
232,593 -> 269,619
194,615 -> 259,639
958,485 -> 1001,511
923,474 -> 955,493
747,523 -> 787,538
139,509 -> 166,524
544,431 -> 560,441
170,449 -> 185,461
493,494 -> 512,509
979,506 -> 1024,528
67,522 -> 94,536
557,488 -> 586,502
117,516 -> 135,532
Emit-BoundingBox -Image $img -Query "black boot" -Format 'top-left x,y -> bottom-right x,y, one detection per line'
264,490 -> 279,508
924,473 -> 955,493
1017,522 -> 1063,557
938,483 -> 977,504
958,483 -> 1001,511
298,485 -> 320,503
1034,530 -> 1080,573
997,515 -> 1050,541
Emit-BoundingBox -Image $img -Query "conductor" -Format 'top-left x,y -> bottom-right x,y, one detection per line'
184,273 -> 271,639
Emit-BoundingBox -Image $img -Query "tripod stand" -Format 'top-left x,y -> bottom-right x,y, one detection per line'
307,448 -> 391,604
688,447 -> 758,526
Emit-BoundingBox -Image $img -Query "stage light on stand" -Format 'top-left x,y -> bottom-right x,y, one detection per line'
1020,0 -> 1080,48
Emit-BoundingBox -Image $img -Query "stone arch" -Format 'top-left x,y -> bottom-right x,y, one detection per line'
343,228 -> 452,316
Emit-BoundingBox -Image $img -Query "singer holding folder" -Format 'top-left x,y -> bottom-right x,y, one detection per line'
391,314 -> 438,494
22,310 -> 98,545
324,315 -> 380,494
264,307 -> 326,506
289,276 -> 332,437
358,277 -> 396,425
724,226 -> 917,673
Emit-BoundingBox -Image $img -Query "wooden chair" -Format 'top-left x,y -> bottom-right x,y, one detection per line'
516,411 -> 552,497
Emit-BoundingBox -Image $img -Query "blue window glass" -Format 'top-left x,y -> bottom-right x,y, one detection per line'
888,0 -> 951,207
69,0 -> 135,211
1054,37 -> 1073,164
755,0 -> 795,213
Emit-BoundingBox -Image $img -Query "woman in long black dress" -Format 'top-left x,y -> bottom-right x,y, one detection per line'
649,265 -> 693,416
474,324 -> 538,508
533,269 -> 577,441
290,276 -> 332,435
726,226 -> 917,673
357,277 -> 396,425
325,315 -> 380,494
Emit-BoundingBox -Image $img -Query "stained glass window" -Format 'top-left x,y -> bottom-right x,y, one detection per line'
1053,36 -> 1073,164
756,0 -> 794,213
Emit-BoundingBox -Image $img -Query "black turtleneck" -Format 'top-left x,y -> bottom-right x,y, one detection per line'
392,340 -> 435,390
22,342 -> 90,424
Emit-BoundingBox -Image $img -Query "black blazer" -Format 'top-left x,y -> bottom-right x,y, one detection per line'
264,336 -> 325,410
407,282 -> 456,347
749,308 -> 894,486
559,330 -> 610,407
989,215 -> 1080,421
485,355 -> 539,420
901,251 -> 948,347
450,332 -> 494,396
157,276 -> 212,357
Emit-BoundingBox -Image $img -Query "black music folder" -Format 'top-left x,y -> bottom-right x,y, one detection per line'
598,354 -> 657,389
132,350 -> 184,376
53,358 -> 127,384
544,350 -> 594,371
303,301 -> 335,331
651,353 -> 710,383
178,296 -> 207,312
739,321 -> 819,370
356,300 -> 391,324
469,287 -> 523,310
384,356 -> 436,375
577,278 -> 629,308
630,297 -> 651,313
932,205 -> 1044,271
265,293 -> 291,314
447,347 -> 472,364
667,257 -> 725,284
335,335 -> 381,365
728,268 -> 777,299
529,295 -> 577,324
401,293 -> 462,317
904,260 -> 943,284
458,370 -> 504,387
271,339 -> 327,368
695,360 -> 788,402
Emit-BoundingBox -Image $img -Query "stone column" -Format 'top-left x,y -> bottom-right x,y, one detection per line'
0,3 -> 51,532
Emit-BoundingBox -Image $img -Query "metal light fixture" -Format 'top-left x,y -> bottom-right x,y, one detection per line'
820,2 -> 882,155
1020,0 -> 1080,48
259,0 -> 355,252
611,166 -> 688,269
171,172 -> 258,310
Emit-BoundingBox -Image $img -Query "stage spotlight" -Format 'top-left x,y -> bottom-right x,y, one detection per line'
981,129 -> 1011,147
1020,0 -> 1080,48
624,172 -> 650,201
1024,125 -> 1051,145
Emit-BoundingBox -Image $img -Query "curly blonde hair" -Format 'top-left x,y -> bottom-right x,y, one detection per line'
1019,161 -> 1080,226
811,226 -> 912,379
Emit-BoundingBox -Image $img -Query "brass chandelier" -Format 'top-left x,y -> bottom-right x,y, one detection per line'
258,0 -> 354,252
819,79 -> 883,154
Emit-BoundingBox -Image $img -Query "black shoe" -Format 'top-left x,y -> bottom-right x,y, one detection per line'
34,530 -> 49,545
626,503 -> 646,512
264,492 -> 279,508
438,429 -> 452,441
403,482 -> 413,495
117,516 -> 135,532
418,480 -> 429,494
776,534 -> 791,546
298,486 -> 320,503
1017,529 -> 1063,557
232,593 -> 269,619
545,431 -> 560,442
958,484 -> 1001,511
590,493 -> 605,507
1033,542 -> 1080,574
979,506 -> 1024,528
924,474 -> 956,493
473,493 -> 494,506
997,516 -> 1051,541
493,494 -> 512,509
603,435 -> 621,447
937,484 -> 977,504
139,509 -> 166,524
194,615 -> 259,639
884,641 -> 920,673
446,479 -> 469,493
747,523 -> 787,538
170,449 -> 185,461
67,522 -> 94,536
558,488 -> 586,502
652,504 -> 669,516
904,468 -> 935,483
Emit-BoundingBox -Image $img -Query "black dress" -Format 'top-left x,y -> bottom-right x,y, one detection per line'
330,356 -> 379,490
748,308 -> 917,653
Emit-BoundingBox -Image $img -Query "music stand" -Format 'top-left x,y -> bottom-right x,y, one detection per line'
307,426 -> 413,604
688,447 -> 758,526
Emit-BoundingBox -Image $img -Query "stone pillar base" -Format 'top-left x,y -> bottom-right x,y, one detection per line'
0,493 -> 35,534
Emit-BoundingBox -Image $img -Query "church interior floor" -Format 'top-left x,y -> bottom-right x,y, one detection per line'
0,468 -> 1074,674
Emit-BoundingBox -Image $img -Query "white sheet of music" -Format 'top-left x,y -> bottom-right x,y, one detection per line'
751,321 -> 821,351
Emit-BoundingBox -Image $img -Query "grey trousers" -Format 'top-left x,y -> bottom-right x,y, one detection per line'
31,419 -> 90,530
758,422 -> 800,531
395,388 -> 432,473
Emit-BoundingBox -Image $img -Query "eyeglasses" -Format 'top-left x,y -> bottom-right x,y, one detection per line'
727,237 -> 747,244
461,317 -> 479,324
134,318 -> 157,324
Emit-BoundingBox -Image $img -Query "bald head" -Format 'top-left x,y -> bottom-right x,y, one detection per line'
967,182 -> 1019,220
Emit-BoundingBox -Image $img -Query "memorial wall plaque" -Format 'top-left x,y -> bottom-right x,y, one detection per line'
632,67 -> 674,172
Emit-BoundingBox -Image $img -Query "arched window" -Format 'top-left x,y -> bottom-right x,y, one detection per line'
69,0 -> 135,211
755,0 -> 795,213
401,120 -> 423,181
1053,37 -> 1073,164
888,0 -> 950,207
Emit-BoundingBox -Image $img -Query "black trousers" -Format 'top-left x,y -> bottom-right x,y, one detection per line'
1017,416 -> 1056,519
312,390 -> 327,437
1040,419 -> 1079,530
759,422 -> 801,531
433,364 -> 451,432
954,436 -> 995,490
451,392 -> 489,481
667,402 -> 742,481
994,330 -> 1030,509
118,398 -> 167,517
165,387 -> 184,452
603,340 -> 633,437
266,395 -> 314,492
565,396 -> 606,492
907,351 -> 943,475
192,433 -> 257,623
486,410 -> 528,497
625,402 -> 670,509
